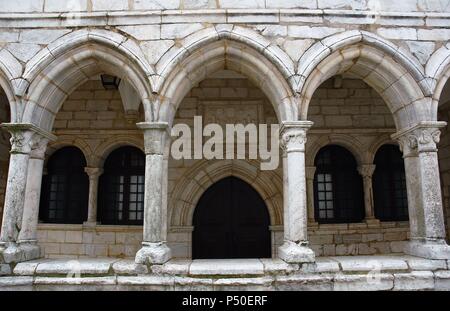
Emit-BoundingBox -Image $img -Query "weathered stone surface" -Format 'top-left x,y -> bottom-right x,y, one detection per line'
189,259 -> 264,275
331,256 -> 408,272
35,258 -> 118,275
434,271 -> 450,290
334,273 -> 394,291
112,260 -> 148,275
393,271 -> 435,291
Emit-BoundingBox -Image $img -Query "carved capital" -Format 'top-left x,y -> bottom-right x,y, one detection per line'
137,122 -> 170,155
1,123 -> 56,155
84,167 -> 104,179
280,121 -> 313,153
357,164 -> 376,178
393,121 -> 447,155
29,136 -> 49,160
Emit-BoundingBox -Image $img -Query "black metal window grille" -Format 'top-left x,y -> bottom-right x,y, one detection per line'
39,146 -> 88,224
373,144 -> 409,221
98,146 -> 145,225
314,145 -> 364,223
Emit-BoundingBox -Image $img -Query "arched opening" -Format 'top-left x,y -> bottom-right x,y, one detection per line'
39,146 -> 88,224
192,176 -> 271,259
373,144 -> 408,222
313,145 -> 364,224
437,77 -> 450,241
98,146 -> 145,225
0,85 -> 11,229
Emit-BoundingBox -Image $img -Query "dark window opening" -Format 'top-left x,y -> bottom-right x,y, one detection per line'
313,145 -> 364,223
39,146 -> 88,224
98,146 -> 145,225
373,144 -> 409,221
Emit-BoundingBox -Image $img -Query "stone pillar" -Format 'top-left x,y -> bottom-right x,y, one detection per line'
135,122 -> 171,264
0,124 -> 55,263
305,166 -> 318,225
84,167 -> 103,225
278,121 -> 315,263
392,121 -> 450,259
357,164 -> 379,225
16,136 -> 49,261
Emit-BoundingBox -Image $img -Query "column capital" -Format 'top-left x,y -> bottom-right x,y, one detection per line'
357,164 -> 376,178
84,167 -> 104,178
136,122 -> 170,155
280,121 -> 313,153
391,121 -> 447,155
1,123 -> 56,155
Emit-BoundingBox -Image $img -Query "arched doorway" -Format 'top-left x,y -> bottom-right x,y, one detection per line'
192,176 -> 271,259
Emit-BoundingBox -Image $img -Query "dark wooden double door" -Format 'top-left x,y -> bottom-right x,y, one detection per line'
192,176 -> 271,259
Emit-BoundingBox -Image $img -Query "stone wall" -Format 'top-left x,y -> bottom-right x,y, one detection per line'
34,74 -> 410,258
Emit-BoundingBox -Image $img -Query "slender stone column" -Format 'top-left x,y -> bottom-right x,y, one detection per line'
16,136 -> 49,261
278,121 -> 315,263
135,122 -> 171,264
0,124 -> 55,263
392,121 -> 450,259
357,164 -> 379,224
305,166 -> 318,225
84,167 -> 103,225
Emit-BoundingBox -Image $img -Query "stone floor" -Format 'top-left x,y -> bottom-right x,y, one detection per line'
1,255 -> 450,290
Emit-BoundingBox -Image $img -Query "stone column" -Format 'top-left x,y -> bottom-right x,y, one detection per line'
135,122 -> 171,264
16,136 -> 49,261
0,124 -> 55,263
392,121 -> 450,259
357,164 -> 379,225
305,166 -> 318,225
278,121 -> 315,263
84,167 -> 103,225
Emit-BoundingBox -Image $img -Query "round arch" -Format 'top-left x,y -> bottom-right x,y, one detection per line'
297,31 -> 431,130
46,138 -> 92,167
169,159 -> 283,228
21,29 -> 154,131
306,134 -> 365,167
427,43 -> 450,117
94,136 -> 144,168
155,35 -> 298,125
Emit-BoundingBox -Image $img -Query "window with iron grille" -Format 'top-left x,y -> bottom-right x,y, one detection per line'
39,146 -> 88,224
313,145 -> 364,223
373,144 -> 409,221
98,146 -> 145,225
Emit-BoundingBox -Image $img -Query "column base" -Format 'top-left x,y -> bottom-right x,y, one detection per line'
365,218 -> 380,227
278,241 -> 315,263
404,239 -> 450,259
135,242 -> 171,265
0,241 -> 41,263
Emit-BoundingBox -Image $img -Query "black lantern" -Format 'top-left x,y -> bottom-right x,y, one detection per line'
100,74 -> 121,90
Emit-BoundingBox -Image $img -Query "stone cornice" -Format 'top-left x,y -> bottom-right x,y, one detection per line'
0,9 -> 449,28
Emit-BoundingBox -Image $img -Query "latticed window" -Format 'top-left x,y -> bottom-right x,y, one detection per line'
373,144 -> 409,221
98,146 -> 145,225
39,147 -> 88,224
313,145 -> 364,223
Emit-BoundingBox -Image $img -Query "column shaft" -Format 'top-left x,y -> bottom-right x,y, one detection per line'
135,122 -> 171,264
84,167 -> 103,225
393,121 -> 450,259
278,121 -> 315,263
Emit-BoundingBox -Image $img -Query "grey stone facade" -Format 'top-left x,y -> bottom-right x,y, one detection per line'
0,0 -> 450,290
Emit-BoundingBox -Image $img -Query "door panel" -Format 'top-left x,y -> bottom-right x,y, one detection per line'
192,176 -> 271,259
